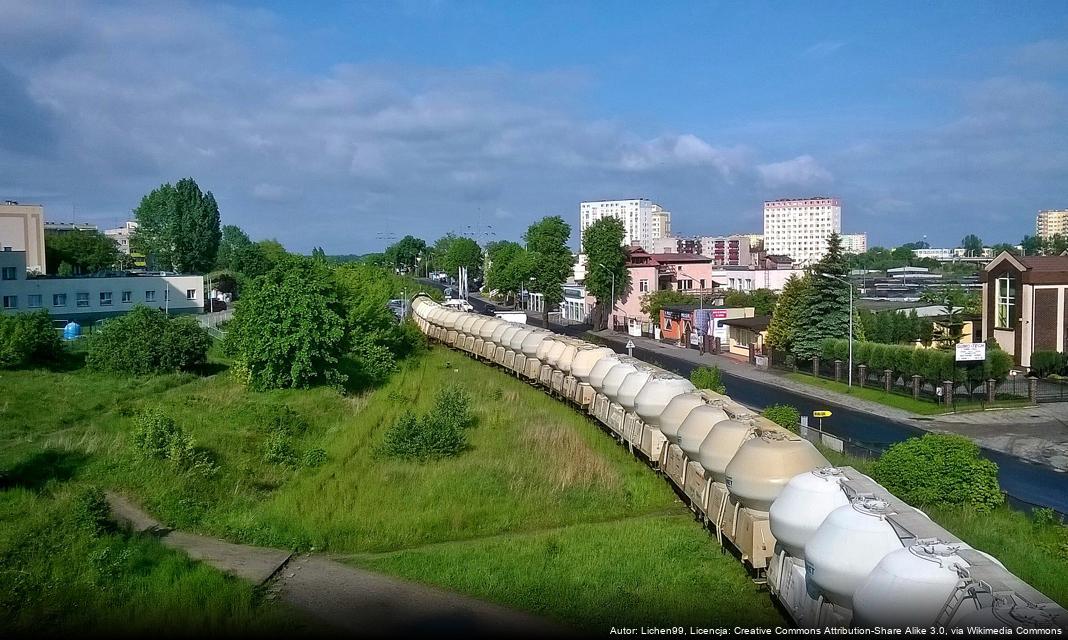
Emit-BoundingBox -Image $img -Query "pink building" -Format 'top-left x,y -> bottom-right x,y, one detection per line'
610,249 -> 721,330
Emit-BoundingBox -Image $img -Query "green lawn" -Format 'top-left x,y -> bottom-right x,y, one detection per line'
0,345 -> 782,632
786,372 -> 1031,415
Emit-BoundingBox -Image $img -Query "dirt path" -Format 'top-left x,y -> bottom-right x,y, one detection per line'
105,492 -> 568,636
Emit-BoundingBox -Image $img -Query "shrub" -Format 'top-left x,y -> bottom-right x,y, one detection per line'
352,342 -> 397,387
872,434 -> 1003,512
302,448 -> 327,468
1030,351 -> 1066,377
86,306 -> 210,375
0,310 -> 62,368
762,404 -> 800,432
263,404 -> 308,437
131,409 -> 202,471
433,385 -> 474,430
263,431 -> 297,465
72,485 -> 111,536
380,410 -> 467,461
690,366 -> 726,394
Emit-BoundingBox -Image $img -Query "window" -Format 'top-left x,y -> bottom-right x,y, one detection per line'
1,266 -> 15,280
122,290 -> 132,303
186,289 -> 196,300
100,291 -> 113,306
145,290 -> 156,302
53,293 -> 67,307
639,279 -> 649,293
679,279 -> 693,291
76,292 -> 89,308
2,295 -> 16,309
27,294 -> 41,308
699,279 -> 705,289
995,274 -> 1016,329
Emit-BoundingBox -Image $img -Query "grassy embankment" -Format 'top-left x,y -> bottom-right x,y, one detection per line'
786,372 -> 1031,415
0,343 -> 781,632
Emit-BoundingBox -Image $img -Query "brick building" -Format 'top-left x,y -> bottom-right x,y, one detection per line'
980,252 -> 1068,368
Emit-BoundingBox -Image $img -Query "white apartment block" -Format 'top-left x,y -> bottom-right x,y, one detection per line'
762,197 -> 842,266
841,233 -> 868,254
1037,209 -> 1068,240
579,199 -> 664,250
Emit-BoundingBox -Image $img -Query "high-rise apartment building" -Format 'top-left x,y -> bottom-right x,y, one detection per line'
1037,210 -> 1068,240
105,221 -> 139,255
841,233 -> 868,254
762,197 -> 842,265
650,206 -> 671,241
0,202 -> 47,274
579,199 -> 666,250
699,235 -> 753,266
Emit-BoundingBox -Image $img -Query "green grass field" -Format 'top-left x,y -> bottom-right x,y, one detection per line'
786,372 -> 1032,415
0,344 -> 783,631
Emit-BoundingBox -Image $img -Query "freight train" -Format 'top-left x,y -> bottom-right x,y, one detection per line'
410,295 -> 1067,631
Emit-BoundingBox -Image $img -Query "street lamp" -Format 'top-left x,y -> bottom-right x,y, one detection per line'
820,271 -> 854,388
597,263 -> 615,329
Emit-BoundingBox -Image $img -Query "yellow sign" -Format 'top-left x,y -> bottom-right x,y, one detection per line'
812,410 -> 832,418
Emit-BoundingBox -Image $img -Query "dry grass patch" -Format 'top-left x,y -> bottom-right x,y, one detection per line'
519,421 -> 619,492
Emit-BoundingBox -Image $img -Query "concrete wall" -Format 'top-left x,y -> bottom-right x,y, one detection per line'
0,204 -> 46,273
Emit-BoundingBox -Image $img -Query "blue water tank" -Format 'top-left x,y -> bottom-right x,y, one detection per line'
63,322 -> 81,341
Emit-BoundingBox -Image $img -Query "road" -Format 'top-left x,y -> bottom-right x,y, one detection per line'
419,284 -> 1068,514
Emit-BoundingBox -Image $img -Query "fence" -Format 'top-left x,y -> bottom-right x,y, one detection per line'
198,309 -> 233,339
797,420 -> 884,460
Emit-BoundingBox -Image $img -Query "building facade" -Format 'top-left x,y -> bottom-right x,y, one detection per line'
841,233 -> 868,254
979,252 -> 1068,368
105,221 -> 139,255
762,197 -> 841,266
1037,209 -> 1068,240
650,206 -> 671,241
614,250 -> 719,328
0,202 -> 47,273
579,199 -> 666,251
699,235 -> 753,266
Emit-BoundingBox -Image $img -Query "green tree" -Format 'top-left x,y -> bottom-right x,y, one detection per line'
766,273 -> 810,354
132,178 -> 221,272
1020,235 -> 1043,256
524,216 -> 574,326
989,242 -> 1019,256
440,236 -> 483,284
226,256 -> 347,390
961,234 -> 984,257
793,233 -> 864,361
582,218 -> 630,329
484,241 -> 532,305
384,235 -> 427,273
215,225 -> 252,272
44,230 -> 119,275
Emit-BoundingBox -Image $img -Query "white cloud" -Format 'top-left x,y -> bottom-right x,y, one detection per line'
757,155 -> 833,188
803,41 -> 845,58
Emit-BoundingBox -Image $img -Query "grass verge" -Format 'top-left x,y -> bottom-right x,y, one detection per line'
786,372 -> 1031,415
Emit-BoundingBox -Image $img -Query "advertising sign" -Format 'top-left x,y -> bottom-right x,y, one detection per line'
955,343 -> 986,362
710,309 -> 729,341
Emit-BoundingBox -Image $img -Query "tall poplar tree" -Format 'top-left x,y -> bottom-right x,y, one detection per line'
524,216 -> 574,327
132,178 -> 221,273
582,217 -> 630,329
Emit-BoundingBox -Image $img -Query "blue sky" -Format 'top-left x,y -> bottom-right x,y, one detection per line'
1,1 -> 1066,252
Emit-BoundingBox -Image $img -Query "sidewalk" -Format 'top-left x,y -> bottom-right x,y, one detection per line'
587,328 -> 1068,472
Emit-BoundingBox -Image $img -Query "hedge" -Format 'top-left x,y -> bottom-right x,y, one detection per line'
1030,351 -> 1067,377
818,337 -> 1013,386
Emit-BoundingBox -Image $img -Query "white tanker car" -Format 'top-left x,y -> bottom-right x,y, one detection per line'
410,295 -> 1067,631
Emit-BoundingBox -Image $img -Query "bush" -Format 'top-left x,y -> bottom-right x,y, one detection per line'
72,486 -> 111,537
263,431 -> 297,465
432,385 -> 474,430
302,448 -> 327,468
0,310 -> 62,368
132,409 -> 196,468
263,404 -> 308,437
762,404 -> 800,432
380,409 -> 467,461
690,366 -> 726,394
872,434 -> 1003,512
86,306 -> 211,375
1030,351 -> 1066,377
352,342 -> 397,387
